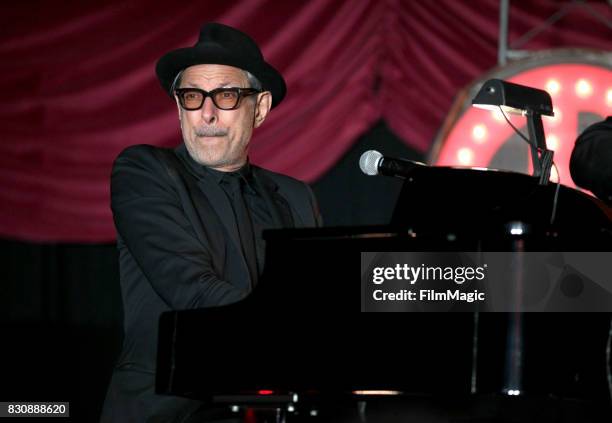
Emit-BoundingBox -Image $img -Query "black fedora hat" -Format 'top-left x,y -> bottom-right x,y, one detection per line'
156,22 -> 286,108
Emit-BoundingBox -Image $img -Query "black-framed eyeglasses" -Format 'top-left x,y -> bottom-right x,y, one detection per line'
174,87 -> 261,111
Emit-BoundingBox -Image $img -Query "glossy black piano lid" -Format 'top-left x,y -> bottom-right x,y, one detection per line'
156,168 -> 611,403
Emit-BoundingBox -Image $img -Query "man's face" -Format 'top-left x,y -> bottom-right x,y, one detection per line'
175,64 -> 271,172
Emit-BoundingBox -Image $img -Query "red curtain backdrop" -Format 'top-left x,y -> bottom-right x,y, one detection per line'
1,0 -> 611,242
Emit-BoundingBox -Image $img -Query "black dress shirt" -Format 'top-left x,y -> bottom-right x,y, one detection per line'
203,163 -> 273,277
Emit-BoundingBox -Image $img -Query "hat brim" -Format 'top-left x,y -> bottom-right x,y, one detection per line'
156,44 -> 286,108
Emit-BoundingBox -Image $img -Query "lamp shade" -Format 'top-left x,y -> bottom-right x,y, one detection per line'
472,79 -> 554,116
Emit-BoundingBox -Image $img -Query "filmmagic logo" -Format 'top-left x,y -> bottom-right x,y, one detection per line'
371,264 -> 487,304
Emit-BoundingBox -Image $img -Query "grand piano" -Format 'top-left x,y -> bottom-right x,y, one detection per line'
156,166 -> 612,422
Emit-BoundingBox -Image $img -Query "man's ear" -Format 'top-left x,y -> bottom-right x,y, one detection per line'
253,91 -> 272,128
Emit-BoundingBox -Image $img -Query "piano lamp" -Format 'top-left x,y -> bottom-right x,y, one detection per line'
472,79 -> 554,185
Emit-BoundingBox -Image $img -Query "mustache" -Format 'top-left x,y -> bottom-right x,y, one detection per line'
194,126 -> 228,137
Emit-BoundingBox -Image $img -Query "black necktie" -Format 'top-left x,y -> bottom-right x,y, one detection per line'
224,174 -> 258,286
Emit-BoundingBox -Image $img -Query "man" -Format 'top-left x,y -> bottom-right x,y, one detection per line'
101,23 -> 321,422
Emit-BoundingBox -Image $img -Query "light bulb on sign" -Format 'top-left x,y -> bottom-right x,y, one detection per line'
545,79 -> 561,96
546,134 -> 559,151
472,124 -> 487,143
457,148 -> 474,165
575,79 -> 593,98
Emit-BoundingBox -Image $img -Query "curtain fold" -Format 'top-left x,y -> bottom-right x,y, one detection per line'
1,0 -> 610,242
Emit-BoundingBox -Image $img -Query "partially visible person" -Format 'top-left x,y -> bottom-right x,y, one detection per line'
570,116 -> 612,205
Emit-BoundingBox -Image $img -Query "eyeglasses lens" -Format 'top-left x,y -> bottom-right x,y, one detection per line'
213,90 -> 239,109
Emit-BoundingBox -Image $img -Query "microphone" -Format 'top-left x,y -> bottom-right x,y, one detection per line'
359,150 -> 427,177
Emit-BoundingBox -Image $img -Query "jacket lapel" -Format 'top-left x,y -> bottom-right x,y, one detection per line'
252,167 -> 295,229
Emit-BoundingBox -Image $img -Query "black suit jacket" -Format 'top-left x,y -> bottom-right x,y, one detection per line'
101,144 -> 321,422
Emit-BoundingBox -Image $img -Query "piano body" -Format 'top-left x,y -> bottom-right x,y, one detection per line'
156,166 -> 612,421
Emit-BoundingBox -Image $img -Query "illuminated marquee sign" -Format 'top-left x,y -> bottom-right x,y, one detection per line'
431,50 -> 612,192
